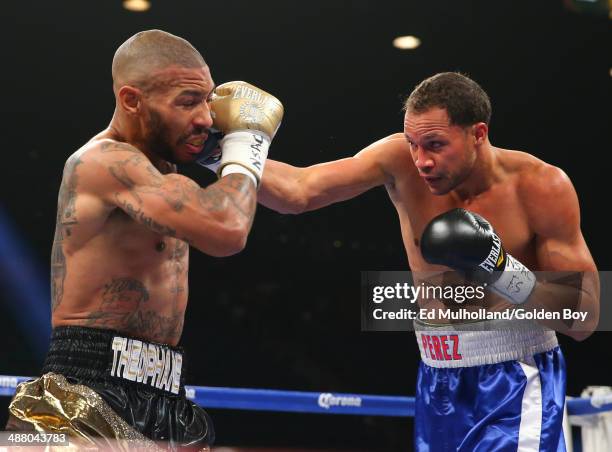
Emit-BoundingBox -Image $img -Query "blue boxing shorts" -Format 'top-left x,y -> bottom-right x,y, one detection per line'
414,319 -> 566,452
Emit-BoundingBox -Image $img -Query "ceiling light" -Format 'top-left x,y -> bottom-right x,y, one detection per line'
123,0 -> 151,12
393,35 -> 421,50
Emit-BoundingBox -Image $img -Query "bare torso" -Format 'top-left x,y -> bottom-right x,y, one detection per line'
260,130 -> 595,334
381,134 -> 541,312
51,133 -> 189,345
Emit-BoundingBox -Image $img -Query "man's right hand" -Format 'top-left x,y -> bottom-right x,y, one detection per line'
202,81 -> 284,187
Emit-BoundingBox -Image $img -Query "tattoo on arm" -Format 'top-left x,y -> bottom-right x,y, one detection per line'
115,196 -> 177,237
106,149 -> 187,212
196,174 -> 257,222
104,143 -> 256,237
108,155 -> 145,199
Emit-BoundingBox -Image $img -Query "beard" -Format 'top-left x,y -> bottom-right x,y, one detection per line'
442,148 -> 478,194
143,107 -> 177,163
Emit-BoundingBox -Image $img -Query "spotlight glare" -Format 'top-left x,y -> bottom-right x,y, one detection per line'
123,0 -> 151,12
393,35 -> 421,50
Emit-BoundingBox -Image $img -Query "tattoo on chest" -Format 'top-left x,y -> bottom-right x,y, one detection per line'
51,155 -> 83,312
103,278 -> 150,304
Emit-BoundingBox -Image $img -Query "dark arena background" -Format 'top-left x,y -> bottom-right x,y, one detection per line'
0,1 -> 610,451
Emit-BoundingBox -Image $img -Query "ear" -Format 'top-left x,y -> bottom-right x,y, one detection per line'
472,122 -> 488,145
117,86 -> 142,115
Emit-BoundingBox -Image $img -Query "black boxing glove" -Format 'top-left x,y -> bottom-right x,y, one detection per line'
420,208 -> 536,305
196,128 -> 223,173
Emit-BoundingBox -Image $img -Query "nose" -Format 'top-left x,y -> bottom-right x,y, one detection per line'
193,101 -> 214,130
413,146 -> 435,172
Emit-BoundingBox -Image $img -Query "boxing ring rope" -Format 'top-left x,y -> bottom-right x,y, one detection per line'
1,374 -> 610,418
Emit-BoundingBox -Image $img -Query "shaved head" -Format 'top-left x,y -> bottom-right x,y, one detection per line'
112,29 -> 206,93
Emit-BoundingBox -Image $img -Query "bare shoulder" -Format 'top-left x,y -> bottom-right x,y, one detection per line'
83,138 -> 143,161
61,138 -> 140,175
53,140 -> 129,240
506,150 -> 575,201
74,138 -> 164,190
502,149 -> 579,235
358,133 -> 409,156
356,132 -> 413,175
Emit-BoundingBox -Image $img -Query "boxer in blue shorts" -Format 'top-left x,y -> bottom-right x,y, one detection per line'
414,317 -> 565,451
258,72 -> 600,450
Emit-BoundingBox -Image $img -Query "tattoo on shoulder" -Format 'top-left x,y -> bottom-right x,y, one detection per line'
100,141 -> 141,154
109,155 -> 144,187
107,154 -> 191,213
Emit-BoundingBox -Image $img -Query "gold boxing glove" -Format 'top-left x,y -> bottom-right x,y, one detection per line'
210,81 -> 284,187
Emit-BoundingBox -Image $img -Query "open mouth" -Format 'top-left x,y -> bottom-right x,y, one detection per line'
185,142 -> 204,153
184,137 -> 207,154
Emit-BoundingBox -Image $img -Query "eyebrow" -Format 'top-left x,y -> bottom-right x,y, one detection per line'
177,90 -> 204,97
177,85 -> 217,98
422,133 -> 446,140
404,132 -> 446,142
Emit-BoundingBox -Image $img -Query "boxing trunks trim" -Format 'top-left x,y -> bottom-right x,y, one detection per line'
415,318 -> 558,368
9,372 -> 158,449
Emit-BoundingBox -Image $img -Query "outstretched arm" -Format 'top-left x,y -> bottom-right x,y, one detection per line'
259,135 -> 405,214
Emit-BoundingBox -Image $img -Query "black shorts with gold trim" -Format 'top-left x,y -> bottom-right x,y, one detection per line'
8,326 -> 214,449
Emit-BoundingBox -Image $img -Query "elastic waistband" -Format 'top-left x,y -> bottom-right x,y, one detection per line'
414,319 -> 558,368
42,326 -> 185,395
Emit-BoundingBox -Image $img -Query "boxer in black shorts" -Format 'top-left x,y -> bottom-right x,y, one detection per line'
6,29 -> 283,449
11,327 -> 212,449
